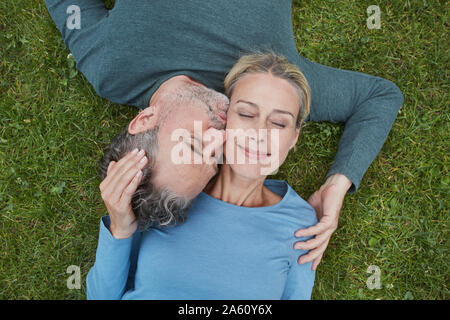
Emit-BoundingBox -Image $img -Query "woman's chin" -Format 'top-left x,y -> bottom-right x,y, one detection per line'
226,163 -> 268,180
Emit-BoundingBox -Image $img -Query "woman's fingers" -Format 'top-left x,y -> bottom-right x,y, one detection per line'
107,148 -> 139,177
107,149 -> 145,188
100,149 -> 139,190
100,149 -> 147,202
107,161 -> 116,176
98,149 -> 146,238
109,154 -> 148,202
121,169 -> 143,204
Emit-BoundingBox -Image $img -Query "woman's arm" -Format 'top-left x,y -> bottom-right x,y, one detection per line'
281,260 -> 315,300
86,149 -> 148,299
86,216 -> 141,300
282,205 -> 317,300
282,237 -> 316,300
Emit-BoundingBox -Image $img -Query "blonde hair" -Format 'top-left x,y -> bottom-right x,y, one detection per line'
224,52 -> 311,127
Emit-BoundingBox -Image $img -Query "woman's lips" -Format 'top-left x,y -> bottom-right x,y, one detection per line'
237,144 -> 270,160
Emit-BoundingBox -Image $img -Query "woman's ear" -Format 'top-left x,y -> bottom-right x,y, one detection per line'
128,105 -> 158,135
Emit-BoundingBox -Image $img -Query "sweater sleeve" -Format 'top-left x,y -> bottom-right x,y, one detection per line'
86,215 -> 141,300
45,0 -> 108,35
282,232 -> 316,300
282,202 -> 317,300
295,55 -> 404,192
44,0 -> 108,85
281,259 -> 316,300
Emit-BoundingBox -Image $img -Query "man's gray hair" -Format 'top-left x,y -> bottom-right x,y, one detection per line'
98,126 -> 191,231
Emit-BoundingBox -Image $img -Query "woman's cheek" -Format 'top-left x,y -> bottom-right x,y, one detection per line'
225,112 -> 240,130
273,132 -> 293,163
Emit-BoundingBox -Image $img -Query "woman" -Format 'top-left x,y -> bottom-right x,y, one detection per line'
87,53 -> 317,299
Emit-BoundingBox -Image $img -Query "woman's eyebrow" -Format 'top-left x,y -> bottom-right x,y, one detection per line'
236,100 -> 259,109
272,109 -> 295,118
236,100 -> 294,118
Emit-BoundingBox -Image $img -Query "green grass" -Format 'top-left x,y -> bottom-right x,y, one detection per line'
0,0 -> 448,299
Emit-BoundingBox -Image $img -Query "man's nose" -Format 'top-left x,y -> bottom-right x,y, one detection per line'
202,128 -> 226,161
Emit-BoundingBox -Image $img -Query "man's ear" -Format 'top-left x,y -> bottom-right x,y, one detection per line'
128,105 -> 158,135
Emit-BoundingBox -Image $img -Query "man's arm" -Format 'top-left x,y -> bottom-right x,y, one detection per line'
45,0 -> 108,38
296,55 -> 404,192
293,55 -> 404,269
295,175 -> 350,269
45,0 -> 109,86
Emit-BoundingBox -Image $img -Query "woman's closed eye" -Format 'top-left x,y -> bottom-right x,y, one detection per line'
238,112 -> 287,128
272,122 -> 286,128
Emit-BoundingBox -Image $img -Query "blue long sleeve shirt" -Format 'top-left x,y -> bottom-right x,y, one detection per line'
86,180 -> 317,300
45,0 -> 404,192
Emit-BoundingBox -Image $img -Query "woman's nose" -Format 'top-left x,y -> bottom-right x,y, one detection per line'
248,121 -> 269,143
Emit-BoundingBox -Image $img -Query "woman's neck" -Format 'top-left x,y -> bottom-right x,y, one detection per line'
204,165 -> 281,207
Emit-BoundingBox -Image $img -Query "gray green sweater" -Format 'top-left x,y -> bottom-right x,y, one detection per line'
45,0 -> 404,192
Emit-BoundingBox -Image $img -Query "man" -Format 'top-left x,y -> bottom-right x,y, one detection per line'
45,0 -> 404,270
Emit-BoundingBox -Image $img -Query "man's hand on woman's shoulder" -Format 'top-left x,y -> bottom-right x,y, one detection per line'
294,174 -> 352,270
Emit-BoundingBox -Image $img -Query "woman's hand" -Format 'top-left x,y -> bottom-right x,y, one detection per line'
294,174 -> 352,270
99,148 -> 148,239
